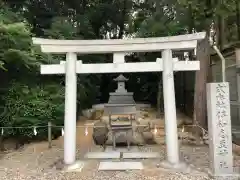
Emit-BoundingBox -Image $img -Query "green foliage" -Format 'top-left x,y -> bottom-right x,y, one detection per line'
44,16 -> 79,39
0,21 -> 32,70
0,81 -> 64,139
0,4 -> 24,24
0,5 -> 66,141
137,12 -> 186,37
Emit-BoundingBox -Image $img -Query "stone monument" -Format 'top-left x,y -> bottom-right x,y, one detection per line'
104,74 -> 136,115
206,82 -> 238,179
107,74 -> 135,105
103,74 -> 138,147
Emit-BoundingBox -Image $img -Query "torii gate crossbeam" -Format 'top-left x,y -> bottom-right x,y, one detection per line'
40,58 -> 199,74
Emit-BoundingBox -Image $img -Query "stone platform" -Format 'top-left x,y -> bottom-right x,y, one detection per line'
84,152 -> 120,159
84,146 -> 161,160
84,151 -> 161,159
98,161 -> 143,170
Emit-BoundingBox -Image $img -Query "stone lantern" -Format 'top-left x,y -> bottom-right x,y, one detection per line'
107,74 -> 135,105
114,74 -> 128,93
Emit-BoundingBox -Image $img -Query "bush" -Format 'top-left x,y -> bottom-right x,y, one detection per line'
0,80 -> 65,141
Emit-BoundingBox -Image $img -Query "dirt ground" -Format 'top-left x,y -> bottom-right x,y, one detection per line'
0,111 -> 240,180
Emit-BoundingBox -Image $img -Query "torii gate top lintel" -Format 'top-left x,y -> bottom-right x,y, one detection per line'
35,32 -> 206,75
32,32 -> 206,54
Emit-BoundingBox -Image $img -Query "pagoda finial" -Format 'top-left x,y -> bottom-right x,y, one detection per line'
113,74 -> 128,82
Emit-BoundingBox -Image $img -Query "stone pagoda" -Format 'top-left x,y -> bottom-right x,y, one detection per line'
107,74 -> 135,105
103,74 -> 137,148
104,74 -> 136,115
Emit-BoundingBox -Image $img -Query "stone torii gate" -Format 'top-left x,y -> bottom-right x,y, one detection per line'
32,32 -> 206,169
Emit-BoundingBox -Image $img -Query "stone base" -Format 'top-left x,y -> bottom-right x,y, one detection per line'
84,152 -> 120,159
98,161 -> 143,171
123,152 -> 161,159
105,146 -> 139,153
158,161 -> 191,173
207,169 -> 240,180
105,146 -> 139,152
63,160 -> 85,172
208,174 -> 240,180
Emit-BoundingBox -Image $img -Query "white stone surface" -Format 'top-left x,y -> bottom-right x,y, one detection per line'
98,162 -> 143,170
156,57 -> 179,63
162,49 -> 180,165
64,52 -> 77,165
84,152 -> 120,159
40,64 -> 64,74
122,152 -> 161,159
32,32 -> 206,54
64,160 -> 85,172
160,161 -> 190,173
40,61 -> 200,74
113,53 -> 125,63
40,41 -> 198,53
206,82 -> 233,176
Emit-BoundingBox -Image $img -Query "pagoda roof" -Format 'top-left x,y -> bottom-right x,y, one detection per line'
114,74 -> 128,81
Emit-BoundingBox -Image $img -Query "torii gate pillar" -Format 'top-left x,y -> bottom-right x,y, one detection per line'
64,52 -> 77,164
162,49 -> 180,165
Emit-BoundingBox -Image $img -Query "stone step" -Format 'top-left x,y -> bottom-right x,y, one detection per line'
122,152 -> 161,159
104,146 -> 139,152
84,152 -> 120,159
98,161 -> 143,170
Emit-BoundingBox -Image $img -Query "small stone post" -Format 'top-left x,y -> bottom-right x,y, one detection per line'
48,121 -> 52,149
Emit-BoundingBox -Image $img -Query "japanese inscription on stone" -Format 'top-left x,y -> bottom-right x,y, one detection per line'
207,82 -> 233,176
216,83 -> 229,159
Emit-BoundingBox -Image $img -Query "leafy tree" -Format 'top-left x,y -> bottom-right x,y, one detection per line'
0,5 -> 65,142
0,81 -> 65,140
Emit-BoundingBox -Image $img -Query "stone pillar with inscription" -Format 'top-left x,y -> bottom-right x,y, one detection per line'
206,82 -> 234,177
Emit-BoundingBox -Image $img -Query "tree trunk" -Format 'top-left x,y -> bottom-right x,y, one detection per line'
187,4 -> 195,33
181,72 -> 187,114
0,136 -> 4,151
118,0 -> 127,39
156,76 -> 163,118
193,37 -> 211,143
217,15 -> 225,50
236,0 -> 240,40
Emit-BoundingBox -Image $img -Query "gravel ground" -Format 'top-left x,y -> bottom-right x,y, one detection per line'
0,142 -> 240,180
